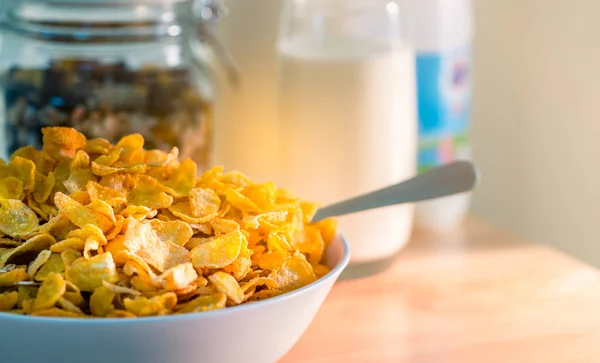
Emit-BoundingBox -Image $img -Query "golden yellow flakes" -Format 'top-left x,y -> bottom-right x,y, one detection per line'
0,127 -> 336,318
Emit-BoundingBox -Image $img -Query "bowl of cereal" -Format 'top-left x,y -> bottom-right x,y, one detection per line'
0,127 -> 350,363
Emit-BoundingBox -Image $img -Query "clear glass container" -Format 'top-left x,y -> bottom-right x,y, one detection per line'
0,0 -> 225,170
276,0 -> 417,271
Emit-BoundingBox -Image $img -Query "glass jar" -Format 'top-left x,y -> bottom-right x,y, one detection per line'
0,0 -> 226,171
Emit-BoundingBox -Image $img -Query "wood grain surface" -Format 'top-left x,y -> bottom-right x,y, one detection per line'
281,218 -> 600,363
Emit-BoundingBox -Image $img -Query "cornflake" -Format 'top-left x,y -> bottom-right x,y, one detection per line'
0,127 -> 337,318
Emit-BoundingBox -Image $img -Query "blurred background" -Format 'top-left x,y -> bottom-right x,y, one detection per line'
217,0 -> 600,266
1,0 -> 598,265
470,0 -> 600,267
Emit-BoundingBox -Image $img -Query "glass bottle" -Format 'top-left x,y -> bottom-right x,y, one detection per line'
276,0 -> 417,270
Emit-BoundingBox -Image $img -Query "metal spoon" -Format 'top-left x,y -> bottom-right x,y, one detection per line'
311,161 -> 479,223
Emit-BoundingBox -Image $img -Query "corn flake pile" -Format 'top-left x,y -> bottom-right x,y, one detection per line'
0,127 -> 336,318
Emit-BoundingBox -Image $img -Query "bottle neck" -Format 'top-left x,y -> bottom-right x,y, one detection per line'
4,1 -> 194,43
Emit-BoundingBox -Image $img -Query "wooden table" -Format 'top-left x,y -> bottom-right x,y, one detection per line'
281,218 -> 600,363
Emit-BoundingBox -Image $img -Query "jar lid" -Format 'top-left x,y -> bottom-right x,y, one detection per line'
46,0 -> 238,84
46,0 -> 189,4
13,0 -> 225,23
44,0 -> 226,22
5,0 -> 238,84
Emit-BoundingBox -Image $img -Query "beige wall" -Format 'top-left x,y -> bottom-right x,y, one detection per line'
471,0 -> 600,266
214,0 -> 283,183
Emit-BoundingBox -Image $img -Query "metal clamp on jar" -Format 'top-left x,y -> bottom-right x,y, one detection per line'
0,0 -> 235,170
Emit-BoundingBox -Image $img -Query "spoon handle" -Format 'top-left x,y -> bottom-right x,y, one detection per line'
310,161 -> 479,223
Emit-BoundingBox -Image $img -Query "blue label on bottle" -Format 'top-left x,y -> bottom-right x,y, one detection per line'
416,46 -> 472,173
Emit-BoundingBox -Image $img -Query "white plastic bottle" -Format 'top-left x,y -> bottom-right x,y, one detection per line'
409,0 -> 474,230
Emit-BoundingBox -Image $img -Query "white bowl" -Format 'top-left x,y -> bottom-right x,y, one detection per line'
0,235 -> 350,363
